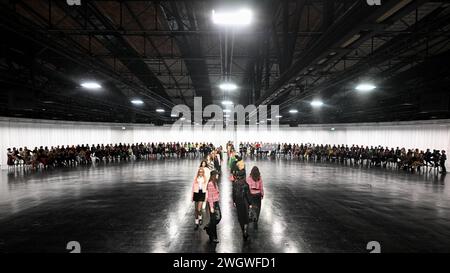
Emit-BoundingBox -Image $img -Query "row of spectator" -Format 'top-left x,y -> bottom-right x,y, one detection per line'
6,142 -> 217,169
237,142 -> 447,174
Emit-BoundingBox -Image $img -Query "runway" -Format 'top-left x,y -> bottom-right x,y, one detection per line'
0,158 -> 450,253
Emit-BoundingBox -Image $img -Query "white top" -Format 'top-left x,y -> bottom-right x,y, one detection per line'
197,176 -> 205,191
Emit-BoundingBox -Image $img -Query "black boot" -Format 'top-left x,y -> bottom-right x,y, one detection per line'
243,224 -> 249,241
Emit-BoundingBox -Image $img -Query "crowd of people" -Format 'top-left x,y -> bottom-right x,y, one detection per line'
236,142 -> 447,174
6,141 -> 446,175
191,142 -> 264,244
5,142 -> 216,169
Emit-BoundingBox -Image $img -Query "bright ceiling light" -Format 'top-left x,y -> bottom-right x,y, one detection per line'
219,82 -> 238,91
171,113 -> 178,117
311,100 -> 324,107
356,83 -> 377,92
276,115 -> 283,118
224,114 -> 231,118
223,109 -> 232,113
289,109 -> 298,114
212,8 -> 253,26
81,82 -> 102,89
222,100 -> 233,106
131,99 -> 144,105
156,109 -> 165,113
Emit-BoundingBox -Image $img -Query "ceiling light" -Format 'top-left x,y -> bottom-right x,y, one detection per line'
219,82 -> 238,91
212,8 -> 253,26
223,109 -> 232,113
356,83 -> 377,92
289,109 -> 298,114
156,109 -> 165,113
81,82 -> 102,90
311,100 -> 324,107
317,58 -> 328,65
222,100 -> 233,106
276,115 -> 283,118
224,115 -> 231,118
171,113 -> 179,117
131,99 -> 144,105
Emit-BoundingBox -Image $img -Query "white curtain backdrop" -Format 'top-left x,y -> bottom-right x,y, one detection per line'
1,117 -> 449,168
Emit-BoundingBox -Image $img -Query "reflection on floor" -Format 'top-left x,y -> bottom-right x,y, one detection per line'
0,158 -> 449,253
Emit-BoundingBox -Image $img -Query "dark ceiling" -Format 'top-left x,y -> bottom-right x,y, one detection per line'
0,0 -> 449,125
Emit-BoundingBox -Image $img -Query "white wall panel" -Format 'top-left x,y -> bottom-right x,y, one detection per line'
1,117 -> 449,169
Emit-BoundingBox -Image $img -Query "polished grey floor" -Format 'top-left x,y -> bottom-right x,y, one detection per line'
0,158 -> 449,253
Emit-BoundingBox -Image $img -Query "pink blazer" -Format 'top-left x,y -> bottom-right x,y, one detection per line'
206,181 -> 220,208
192,176 -> 208,195
246,176 -> 264,197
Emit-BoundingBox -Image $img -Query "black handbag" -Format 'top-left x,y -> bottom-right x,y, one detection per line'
214,202 -> 222,224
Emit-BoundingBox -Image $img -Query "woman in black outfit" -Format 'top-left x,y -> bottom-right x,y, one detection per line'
204,171 -> 221,243
232,160 -> 252,241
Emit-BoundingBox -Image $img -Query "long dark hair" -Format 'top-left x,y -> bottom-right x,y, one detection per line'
209,171 -> 219,190
250,166 -> 261,181
199,160 -> 207,168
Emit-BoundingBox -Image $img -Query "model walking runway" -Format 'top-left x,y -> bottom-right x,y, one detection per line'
1,157 -> 450,253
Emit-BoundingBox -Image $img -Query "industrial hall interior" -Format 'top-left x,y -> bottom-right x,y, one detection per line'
0,0 -> 450,253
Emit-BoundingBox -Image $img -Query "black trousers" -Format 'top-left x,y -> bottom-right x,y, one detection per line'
441,161 -> 447,173
207,202 -> 219,240
250,194 -> 262,222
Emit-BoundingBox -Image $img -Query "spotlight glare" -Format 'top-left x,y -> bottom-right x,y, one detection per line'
356,83 -> 377,92
222,100 -> 233,106
223,109 -> 232,113
310,100 -> 324,107
156,109 -> 165,113
212,8 -> 253,26
219,82 -> 238,91
81,82 -> 102,89
131,99 -> 144,105
276,115 -> 283,118
289,110 -> 298,114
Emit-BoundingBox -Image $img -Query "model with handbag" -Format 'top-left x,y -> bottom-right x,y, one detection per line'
247,166 -> 264,229
204,170 -> 221,243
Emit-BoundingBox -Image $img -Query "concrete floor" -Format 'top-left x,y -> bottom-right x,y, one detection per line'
0,158 -> 449,253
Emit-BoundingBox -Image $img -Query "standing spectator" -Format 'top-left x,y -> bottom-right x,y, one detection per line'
440,150 -> 447,174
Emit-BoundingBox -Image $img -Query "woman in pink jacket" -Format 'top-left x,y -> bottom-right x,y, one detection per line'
246,166 -> 264,229
192,167 -> 208,230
